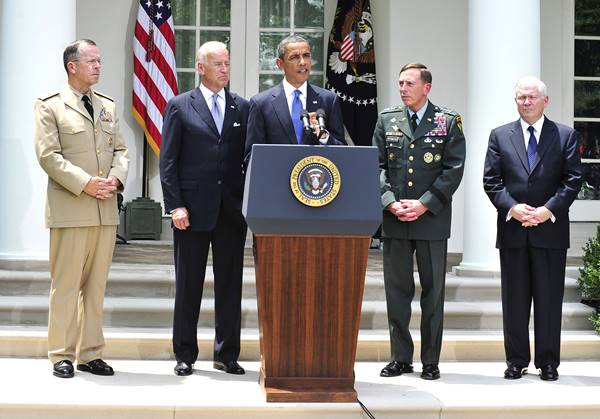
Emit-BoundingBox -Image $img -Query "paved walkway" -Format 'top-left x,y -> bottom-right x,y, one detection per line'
2,359 -> 600,418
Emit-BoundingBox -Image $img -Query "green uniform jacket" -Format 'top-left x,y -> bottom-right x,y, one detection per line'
373,101 -> 465,240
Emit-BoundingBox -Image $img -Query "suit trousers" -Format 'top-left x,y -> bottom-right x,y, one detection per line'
500,246 -> 566,369
383,238 -> 447,365
172,204 -> 246,365
47,225 -> 116,364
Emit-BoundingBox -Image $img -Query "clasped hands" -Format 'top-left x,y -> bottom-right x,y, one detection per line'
83,175 -> 120,200
387,199 -> 428,222
170,207 -> 190,230
511,203 -> 552,227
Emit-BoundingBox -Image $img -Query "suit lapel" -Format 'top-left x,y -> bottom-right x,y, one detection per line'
306,84 -> 320,112
220,89 -> 240,137
271,84 -> 296,144
190,87 -> 220,137
61,85 -> 93,123
532,117 -> 556,172
508,120 -> 530,173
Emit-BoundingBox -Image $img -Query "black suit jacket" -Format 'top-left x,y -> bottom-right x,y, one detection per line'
483,117 -> 582,249
244,82 -> 346,162
160,87 -> 249,231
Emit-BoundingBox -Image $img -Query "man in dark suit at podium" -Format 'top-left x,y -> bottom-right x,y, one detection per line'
245,35 -> 346,163
484,77 -> 582,381
160,41 -> 248,377
374,63 -> 465,380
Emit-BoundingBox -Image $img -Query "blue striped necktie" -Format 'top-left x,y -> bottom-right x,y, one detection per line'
527,126 -> 537,169
291,89 -> 303,143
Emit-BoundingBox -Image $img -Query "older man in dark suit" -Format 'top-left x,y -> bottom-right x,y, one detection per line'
484,76 -> 582,381
245,35 -> 346,162
160,41 -> 248,376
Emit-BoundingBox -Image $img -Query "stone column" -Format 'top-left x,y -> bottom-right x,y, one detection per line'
0,0 -> 76,260
458,0 -> 540,273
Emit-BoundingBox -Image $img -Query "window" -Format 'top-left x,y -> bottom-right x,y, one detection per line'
574,0 -> 600,200
257,0 -> 325,92
172,0 -> 232,93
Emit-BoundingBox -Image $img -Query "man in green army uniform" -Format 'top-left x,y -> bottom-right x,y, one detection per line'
373,63 -> 465,380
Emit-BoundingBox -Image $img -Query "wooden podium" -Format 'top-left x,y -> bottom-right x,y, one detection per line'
243,145 -> 381,402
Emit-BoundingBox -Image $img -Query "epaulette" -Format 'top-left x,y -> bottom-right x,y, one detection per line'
38,92 -> 59,101
434,106 -> 457,116
94,90 -> 114,102
381,105 -> 404,114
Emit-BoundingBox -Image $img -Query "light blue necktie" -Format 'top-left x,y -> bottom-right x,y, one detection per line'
291,89 -> 303,143
211,93 -> 223,134
527,126 -> 537,169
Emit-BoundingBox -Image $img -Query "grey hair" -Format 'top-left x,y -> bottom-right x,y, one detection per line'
277,35 -> 310,59
63,39 -> 96,73
515,76 -> 547,97
196,41 -> 228,65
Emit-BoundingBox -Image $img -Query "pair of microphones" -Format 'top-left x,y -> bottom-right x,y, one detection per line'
299,109 -> 327,134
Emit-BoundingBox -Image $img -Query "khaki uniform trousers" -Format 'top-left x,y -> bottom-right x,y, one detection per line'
48,225 -> 116,364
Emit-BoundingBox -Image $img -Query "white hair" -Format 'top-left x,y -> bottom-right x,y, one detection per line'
195,41 -> 227,65
515,76 -> 547,97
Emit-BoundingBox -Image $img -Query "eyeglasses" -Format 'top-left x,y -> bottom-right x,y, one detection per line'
76,58 -> 102,67
516,95 -> 541,103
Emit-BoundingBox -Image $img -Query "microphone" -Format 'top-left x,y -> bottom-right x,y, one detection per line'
299,110 -> 311,132
316,108 -> 326,132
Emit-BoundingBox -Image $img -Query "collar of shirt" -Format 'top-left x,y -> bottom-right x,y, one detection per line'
282,78 -> 307,113
407,100 -> 429,125
68,84 -> 91,101
520,115 -> 545,146
199,83 -> 225,115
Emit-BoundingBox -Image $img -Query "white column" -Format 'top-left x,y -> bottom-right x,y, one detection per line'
0,0 -> 76,260
459,0 -> 540,272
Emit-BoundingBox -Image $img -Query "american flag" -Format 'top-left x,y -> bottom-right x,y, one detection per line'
132,0 -> 178,155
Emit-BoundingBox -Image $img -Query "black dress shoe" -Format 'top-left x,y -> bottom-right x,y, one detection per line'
77,358 -> 114,376
421,364 -> 440,380
53,360 -> 74,378
213,360 -> 245,375
539,365 -> 559,381
174,361 -> 193,376
380,361 -> 414,377
504,364 -> 528,379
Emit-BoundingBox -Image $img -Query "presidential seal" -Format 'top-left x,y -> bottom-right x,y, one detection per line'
290,156 -> 341,207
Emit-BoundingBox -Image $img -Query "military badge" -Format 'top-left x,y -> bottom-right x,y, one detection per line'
424,138 -> 432,143
389,152 -> 395,160
435,138 -> 444,143
424,152 -> 434,163
99,108 -> 113,122
108,138 -> 113,145
434,154 -> 442,162
455,114 -> 463,134
290,156 -> 341,207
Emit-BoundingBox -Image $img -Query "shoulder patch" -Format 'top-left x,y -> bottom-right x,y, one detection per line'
38,92 -> 59,101
94,90 -> 114,102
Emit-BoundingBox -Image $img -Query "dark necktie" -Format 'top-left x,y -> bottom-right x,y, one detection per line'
82,95 -> 94,119
410,113 -> 418,134
291,89 -> 303,143
211,93 -> 223,134
527,125 -> 537,169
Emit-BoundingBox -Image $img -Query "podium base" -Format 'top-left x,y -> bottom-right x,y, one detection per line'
260,369 -> 357,402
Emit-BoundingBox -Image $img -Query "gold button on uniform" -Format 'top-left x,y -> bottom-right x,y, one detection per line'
408,181 -> 413,187
408,168 -> 413,174
99,170 -> 104,175
96,149 -> 101,154
410,144 -> 415,149
94,129 -> 98,134
409,156 -> 414,161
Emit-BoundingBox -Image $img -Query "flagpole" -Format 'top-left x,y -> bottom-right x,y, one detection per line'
142,135 -> 149,198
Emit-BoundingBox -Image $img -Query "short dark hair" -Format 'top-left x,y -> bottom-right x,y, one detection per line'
399,63 -> 432,84
277,35 -> 310,59
63,39 -> 96,73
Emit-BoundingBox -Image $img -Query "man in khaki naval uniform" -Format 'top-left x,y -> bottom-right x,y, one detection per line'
34,39 -> 128,378
373,63 -> 465,380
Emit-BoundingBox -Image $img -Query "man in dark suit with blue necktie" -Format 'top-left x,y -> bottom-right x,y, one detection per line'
245,35 -> 346,162
484,76 -> 582,381
160,41 -> 249,377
